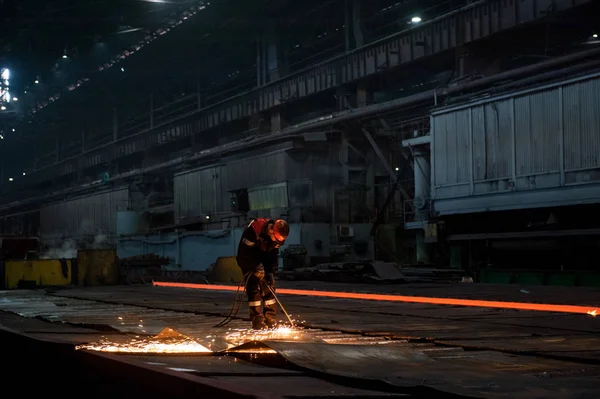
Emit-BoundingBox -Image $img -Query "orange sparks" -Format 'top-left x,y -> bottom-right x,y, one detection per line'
152,281 -> 598,316
224,326 -> 302,348
76,327 -> 212,354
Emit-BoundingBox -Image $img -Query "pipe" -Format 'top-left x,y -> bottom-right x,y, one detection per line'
2,48 -> 600,214
446,59 -> 600,105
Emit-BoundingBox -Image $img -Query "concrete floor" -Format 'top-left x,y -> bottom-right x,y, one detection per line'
0,281 -> 599,398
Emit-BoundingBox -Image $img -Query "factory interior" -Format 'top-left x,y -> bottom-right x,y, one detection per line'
0,0 -> 599,397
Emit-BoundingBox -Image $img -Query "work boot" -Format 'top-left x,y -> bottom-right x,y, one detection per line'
252,315 -> 267,330
264,315 -> 277,329
263,298 -> 277,328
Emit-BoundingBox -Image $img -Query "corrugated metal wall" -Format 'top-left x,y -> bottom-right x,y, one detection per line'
40,187 -> 129,242
174,144 -> 342,224
226,151 -> 288,190
432,73 -> 600,205
248,183 -> 289,210
174,165 -> 228,221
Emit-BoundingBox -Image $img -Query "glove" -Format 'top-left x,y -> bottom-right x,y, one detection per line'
254,264 -> 265,280
264,273 -> 275,288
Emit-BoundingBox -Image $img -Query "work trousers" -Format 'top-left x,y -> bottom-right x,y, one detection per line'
246,273 -> 277,327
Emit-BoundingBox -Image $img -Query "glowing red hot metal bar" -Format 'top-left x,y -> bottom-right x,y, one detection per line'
153,282 -> 598,316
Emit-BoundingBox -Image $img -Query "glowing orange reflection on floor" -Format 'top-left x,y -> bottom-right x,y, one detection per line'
152,281 -> 598,316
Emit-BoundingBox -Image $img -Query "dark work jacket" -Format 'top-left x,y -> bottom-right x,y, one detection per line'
236,218 -> 281,274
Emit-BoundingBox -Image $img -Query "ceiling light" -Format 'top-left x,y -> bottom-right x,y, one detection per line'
22,172 -> 26,176
0,106 -> 5,110
12,97 -> 18,101
594,33 -> 598,38
35,80 -> 39,84
411,16 -> 422,23
12,128 -> 15,132
8,178 -> 13,182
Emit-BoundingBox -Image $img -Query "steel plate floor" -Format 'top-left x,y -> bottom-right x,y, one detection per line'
1,282 -> 599,398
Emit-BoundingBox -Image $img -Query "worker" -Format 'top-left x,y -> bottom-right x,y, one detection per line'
236,218 -> 290,330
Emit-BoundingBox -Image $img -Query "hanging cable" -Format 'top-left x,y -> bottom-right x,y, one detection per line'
213,271 -> 251,328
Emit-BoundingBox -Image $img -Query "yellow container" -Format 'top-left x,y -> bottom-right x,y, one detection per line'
212,256 -> 243,283
4,259 -> 72,289
77,249 -> 119,287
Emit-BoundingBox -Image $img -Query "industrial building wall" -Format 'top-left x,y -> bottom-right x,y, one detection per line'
431,72 -> 600,215
174,141 -> 343,224
174,164 -> 229,222
40,187 -> 130,244
116,222 -> 374,271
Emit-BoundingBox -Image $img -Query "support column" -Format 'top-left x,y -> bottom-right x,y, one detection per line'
149,94 -> 154,129
416,232 -> 430,264
55,133 -> 59,162
340,133 -> 350,186
352,0 -> 364,48
413,148 -> 431,221
413,146 -> 431,265
81,125 -> 85,153
112,108 -> 118,141
270,109 -> 282,132
256,32 -> 286,85
450,245 -> 462,269
344,0 -> 364,50
197,81 -> 202,110
33,142 -> 38,169
357,84 -> 369,108
256,34 -> 263,87
344,0 -> 351,51
266,34 -> 280,82
365,149 -> 375,214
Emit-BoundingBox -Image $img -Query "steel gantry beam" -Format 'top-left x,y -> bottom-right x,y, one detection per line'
2,10 -> 599,212
11,0 -> 591,180
189,0 -> 591,131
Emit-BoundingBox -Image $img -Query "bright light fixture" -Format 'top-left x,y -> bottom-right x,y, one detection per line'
411,16 -> 422,23
8,178 -> 13,182
1,68 -> 9,80
12,97 -> 18,101
35,80 -> 39,84
0,106 -> 5,110
12,128 -> 15,132
594,33 -> 598,38
22,172 -> 26,176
